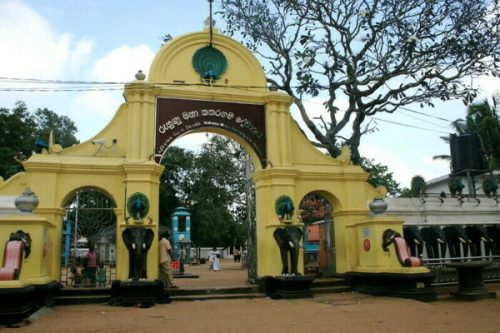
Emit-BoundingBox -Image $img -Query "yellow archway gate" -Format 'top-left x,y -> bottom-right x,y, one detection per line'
0,29 -> 435,310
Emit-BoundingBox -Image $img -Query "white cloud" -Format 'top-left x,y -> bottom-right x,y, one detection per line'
475,75 -> 500,100
72,90 -> 124,140
0,0 -> 93,79
92,45 -> 155,82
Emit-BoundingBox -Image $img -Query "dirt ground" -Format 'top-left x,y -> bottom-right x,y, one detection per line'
4,259 -> 500,333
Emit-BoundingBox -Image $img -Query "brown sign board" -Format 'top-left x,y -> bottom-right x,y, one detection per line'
155,98 -> 266,167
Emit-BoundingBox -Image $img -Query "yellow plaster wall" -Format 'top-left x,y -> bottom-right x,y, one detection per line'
350,215 -> 428,274
149,30 -> 267,88
0,215 -> 55,288
0,29 -> 427,287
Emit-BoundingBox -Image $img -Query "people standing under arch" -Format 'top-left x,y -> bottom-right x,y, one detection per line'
234,248 -> 241,263
158,231 -> 177,288
85,244 -> 98,287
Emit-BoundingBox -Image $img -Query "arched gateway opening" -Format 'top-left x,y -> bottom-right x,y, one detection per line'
0,27 -> 436,310
158,132 -> 257,286
60,187 -> 117,287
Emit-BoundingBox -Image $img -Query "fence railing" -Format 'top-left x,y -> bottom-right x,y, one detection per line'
423,256 -> 500,284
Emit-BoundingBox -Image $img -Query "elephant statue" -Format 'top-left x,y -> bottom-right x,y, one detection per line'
465,225 -> 489,257
421,225 -> 447,259
403,225 -> 423,258
122,227 -> 155,280
485,225 -> 500,255
382,229 -> 422,267
382,228 -> 402,252
273,227 -> 303,275
443,225 -> 469,259
8,229 -> 31,259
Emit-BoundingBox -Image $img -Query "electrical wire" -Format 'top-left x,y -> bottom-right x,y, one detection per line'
302,97 -> 452,131
0,76 -> 454,134
371,117 -> 449,134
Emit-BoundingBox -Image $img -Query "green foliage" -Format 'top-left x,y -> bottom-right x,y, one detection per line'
159,146 -> 196,225
448,177 -> 465,196
482,175 -> 499,196
463,99 -> 500,169
360,157 -> 402,196
0,101 -> 79,180
434,98 -> 500,170
220,0 -> 500,164
159,135 -> 250,248
410,175 -> 426,197
33,108 -> 79,149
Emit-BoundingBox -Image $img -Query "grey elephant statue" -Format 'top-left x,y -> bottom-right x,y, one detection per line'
273,227 -> 303,275
421,225 -> 447,259
465,225 -> 490,257
122,227 -> 155,280
443,225 -> 469,258
403,225 -> 423,258
485,225 -> 500,255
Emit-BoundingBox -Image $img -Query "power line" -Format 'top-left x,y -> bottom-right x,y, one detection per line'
371,117 -> 449,134
396,105 -> 451,122
0,87 -> 124,92
0,76 -> 127,85
302,97 -> 452,131
394,110 -> 451,130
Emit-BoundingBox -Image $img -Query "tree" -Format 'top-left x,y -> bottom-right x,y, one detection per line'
33,108 -> 79,149
189,135 -> 249,247
459,99 -> 500,169
220,0 -> 500,164
433,98 -> 500,170
0,102 -> 36,179
360,157 -> 402,196
159,135 -> 250,248
0,102 -> 79,180
158,146 -> 196,225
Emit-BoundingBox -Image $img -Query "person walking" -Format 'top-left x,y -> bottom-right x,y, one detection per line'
213,248 -> 221,272
208,247 -> 216,271
158,231 -> 177,288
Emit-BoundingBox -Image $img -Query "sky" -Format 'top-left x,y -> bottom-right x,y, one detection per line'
0,0 -> 499,188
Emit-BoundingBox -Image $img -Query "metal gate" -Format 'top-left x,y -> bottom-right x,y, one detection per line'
61,187 -> 117,287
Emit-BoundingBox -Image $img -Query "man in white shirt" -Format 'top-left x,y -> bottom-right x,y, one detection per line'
158,231 -> 177,288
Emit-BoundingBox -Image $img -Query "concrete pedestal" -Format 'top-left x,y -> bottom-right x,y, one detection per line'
109,280 -> 168,307
345,272 -> 437,302
447,262 -> 497,301
259,275 -> 314,299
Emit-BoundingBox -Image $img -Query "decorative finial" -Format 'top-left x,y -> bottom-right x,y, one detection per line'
15,188 -> 39,213
368,197 -> 388,215
135,70 -> 146,81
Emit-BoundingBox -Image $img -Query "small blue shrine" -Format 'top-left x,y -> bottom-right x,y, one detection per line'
171,207 -> 191,262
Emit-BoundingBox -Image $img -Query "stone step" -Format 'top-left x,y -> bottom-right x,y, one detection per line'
171,293 -> 266,302
54,278 -> 352,305
169,285 -> 259,296
312,285 -> 352,295
55,294 -> 111,306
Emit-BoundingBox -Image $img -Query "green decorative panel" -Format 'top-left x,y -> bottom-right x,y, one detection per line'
192,46 -> 227,80
127,192 -> 150,220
